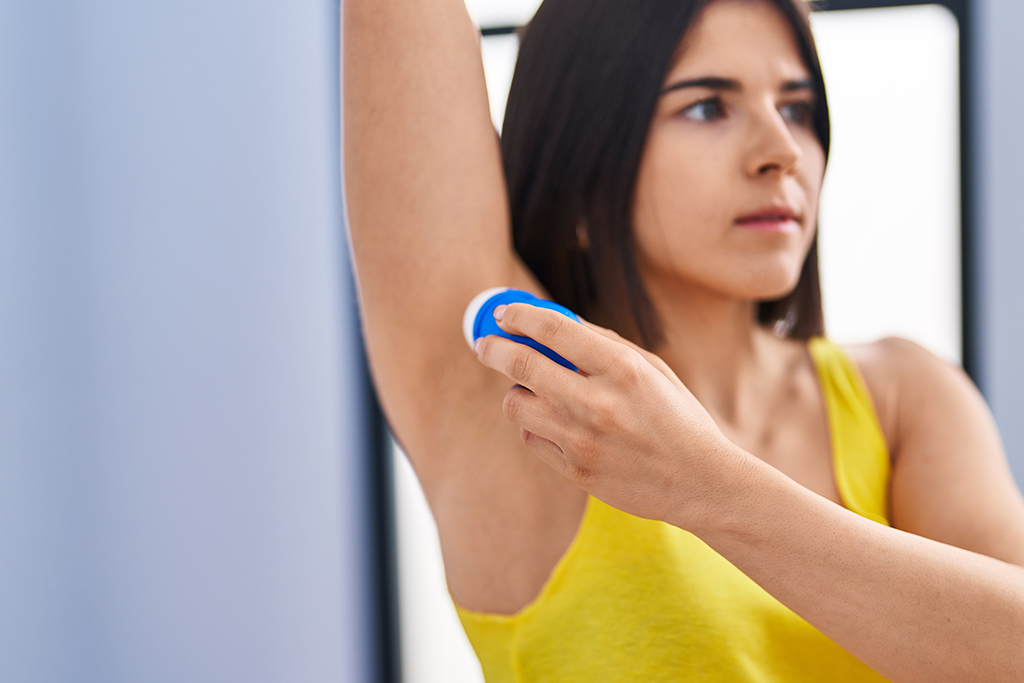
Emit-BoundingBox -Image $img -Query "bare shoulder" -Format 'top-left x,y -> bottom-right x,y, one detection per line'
843,335 -> 964,391
844,336 -> 996,477
844,334 -> 949,369
840,336 -> 964,456
847,337 -> 1024,564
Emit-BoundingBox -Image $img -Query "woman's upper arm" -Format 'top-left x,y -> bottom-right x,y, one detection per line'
342,0 -> 541,474
857,338 -> 1024,566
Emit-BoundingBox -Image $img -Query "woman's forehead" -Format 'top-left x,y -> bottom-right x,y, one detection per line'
666,0 -> 810,85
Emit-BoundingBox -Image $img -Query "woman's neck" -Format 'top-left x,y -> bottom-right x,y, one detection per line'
643,277 -> 797,428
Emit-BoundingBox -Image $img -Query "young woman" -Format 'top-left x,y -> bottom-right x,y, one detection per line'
343,0 -> 1024,680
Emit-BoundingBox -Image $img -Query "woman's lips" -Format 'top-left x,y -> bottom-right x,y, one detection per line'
735,212 -> 800,233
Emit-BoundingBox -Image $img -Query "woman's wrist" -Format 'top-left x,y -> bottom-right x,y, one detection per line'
666,440 -> 806,552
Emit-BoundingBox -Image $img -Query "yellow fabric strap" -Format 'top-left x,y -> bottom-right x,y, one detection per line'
808,337 -> 891,526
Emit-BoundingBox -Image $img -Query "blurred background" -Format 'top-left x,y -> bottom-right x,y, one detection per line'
1,0 -> 1022,681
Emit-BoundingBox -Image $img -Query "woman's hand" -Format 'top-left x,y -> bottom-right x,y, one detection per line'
473,302 -> 744,528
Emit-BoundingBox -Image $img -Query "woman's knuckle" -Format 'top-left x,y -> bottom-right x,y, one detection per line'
509,349 -> 533,383
618,349 -> 647,385
538,313 -> 565,341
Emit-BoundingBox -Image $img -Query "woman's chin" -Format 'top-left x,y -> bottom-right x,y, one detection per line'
644,258 -> 806,303
732,269 -> 803,302
757,281 -> 801,302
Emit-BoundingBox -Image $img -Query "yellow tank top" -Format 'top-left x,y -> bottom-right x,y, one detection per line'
454,338 -> 892,682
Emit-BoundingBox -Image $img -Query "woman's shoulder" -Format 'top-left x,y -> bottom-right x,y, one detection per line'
842,335 -> 958,376
840,337 -> 973,459
842,336 -> 966,389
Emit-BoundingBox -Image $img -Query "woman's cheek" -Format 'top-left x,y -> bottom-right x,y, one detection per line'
636,144 -> 716,225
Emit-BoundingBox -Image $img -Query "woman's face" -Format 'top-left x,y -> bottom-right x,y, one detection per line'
632,0 -> 826,303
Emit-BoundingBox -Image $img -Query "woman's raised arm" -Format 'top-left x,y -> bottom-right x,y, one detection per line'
343,0 -> 540,473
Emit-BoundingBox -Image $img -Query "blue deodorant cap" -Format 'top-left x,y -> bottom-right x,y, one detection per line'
463,287 -> 581,372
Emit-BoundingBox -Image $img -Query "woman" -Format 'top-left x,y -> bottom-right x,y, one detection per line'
344,0 -> 1024,680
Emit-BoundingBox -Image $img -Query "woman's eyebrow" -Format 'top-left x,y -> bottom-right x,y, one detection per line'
661,76 -> 738,95
782,79 -> 814,92
660,76 -> 815,96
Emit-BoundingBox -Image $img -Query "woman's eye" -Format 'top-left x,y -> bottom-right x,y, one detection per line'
681,99 -> 724,122
780,101 -> 813,126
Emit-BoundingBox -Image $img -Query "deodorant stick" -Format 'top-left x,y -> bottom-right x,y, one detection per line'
463,287 -> 581,372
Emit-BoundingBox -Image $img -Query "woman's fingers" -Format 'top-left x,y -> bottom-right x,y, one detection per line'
494,303 -> 622,376
486,302 -> 687,396
475,333 -> 587,397
502,385 -> 572,452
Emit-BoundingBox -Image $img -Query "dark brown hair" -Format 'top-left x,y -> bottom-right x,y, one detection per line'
502,0 -> 830,349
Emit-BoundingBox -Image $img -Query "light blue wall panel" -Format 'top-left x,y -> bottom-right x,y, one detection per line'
974,0 -> 1024,485
0,2 -> 374,682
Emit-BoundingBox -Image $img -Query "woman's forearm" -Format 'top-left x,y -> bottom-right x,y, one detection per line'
688,450 -> 1024,683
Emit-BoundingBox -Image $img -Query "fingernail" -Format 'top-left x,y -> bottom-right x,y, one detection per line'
493,305 -> 507,321
474,338 -> 483,354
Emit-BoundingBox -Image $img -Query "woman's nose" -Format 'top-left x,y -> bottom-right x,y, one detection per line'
743,104 -> 802,178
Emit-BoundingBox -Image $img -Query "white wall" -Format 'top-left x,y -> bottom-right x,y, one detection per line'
0,2 -> 375,681
392,442 -> 484,683
465,0 -> 542,27
812,5 -> 962,362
